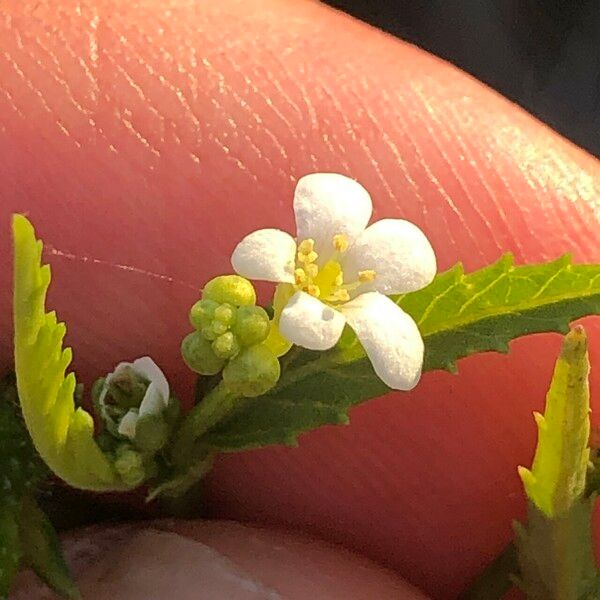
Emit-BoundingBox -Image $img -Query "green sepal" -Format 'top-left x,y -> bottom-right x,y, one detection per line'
12,215 -> 131,491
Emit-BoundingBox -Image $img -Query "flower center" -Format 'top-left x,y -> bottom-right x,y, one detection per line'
293,235 -> 376,305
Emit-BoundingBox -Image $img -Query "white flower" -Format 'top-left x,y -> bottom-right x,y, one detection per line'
99,357 -> 170,439
231,173 -> 436,390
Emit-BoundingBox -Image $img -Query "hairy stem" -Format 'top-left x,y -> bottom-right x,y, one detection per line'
172,383 -> 239,467
173,350 -> 339,466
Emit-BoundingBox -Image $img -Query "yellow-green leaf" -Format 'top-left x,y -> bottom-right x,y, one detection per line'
518,326 -> 590,518
514,328 -> 600,599
12,215 -> 129,491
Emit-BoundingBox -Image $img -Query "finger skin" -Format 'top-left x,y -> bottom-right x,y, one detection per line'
11,521 -> 426,599
1,1 -> 599,598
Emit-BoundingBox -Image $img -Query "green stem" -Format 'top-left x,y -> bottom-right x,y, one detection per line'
172,383 -> 239,466
171,349 -> 341,470
147,450 -> 215,501
457,543 -> 516,600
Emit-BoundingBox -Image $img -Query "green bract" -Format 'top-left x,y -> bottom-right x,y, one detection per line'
12,215 -> 131,491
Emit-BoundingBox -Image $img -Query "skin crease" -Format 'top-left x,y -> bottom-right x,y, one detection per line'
0,0 -> 599,598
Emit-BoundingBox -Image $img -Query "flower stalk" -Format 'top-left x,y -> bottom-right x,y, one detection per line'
171,382 -> 240,467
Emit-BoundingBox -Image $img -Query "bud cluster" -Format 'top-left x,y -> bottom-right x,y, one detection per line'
182,275 -> 280,397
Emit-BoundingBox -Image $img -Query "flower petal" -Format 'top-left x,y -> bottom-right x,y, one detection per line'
118,409 -> 139,439
294,173 -> 372,261
343,219 -> 436,295
132,357 -> 170,406
279,291 -> 346,351
139,385 -> 167,417
231,228 -> 296,283
342,292 -> 424,390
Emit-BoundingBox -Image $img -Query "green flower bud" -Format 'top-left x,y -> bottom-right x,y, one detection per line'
222,345 -> 280,397
134,413 -> 170,453
114,445 -> 146,487
201,326 -> 218,341
213,303 -> 236,326
211,320 -> 229,336
181,331 -> 226,375
93,375 -> 127,437
106,366 -> 148,410
203,275 -> 256,307
212,332 -> 241,359
233,305 -> 270,347
190,298 -> 219,330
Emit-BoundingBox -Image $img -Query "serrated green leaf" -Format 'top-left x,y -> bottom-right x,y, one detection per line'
18,495 -> 80,600
408,254 -> 600,372
12,215 -> 129,491
518,327 -> 590,518
206,254 -> 600,451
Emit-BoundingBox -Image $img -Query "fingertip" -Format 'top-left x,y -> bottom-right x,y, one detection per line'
11,521 -> 427,599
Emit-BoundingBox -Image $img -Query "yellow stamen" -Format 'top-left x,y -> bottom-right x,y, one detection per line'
333,233 -> 349,253
329,289 -> 350,303
294,268 -> 307,285
298,250 -> 318,264
358,269 -> 376,283
334,272 -> 344,287
305,263 -> 319,278
298,238 -> 315,255
307,284 -> 320,298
